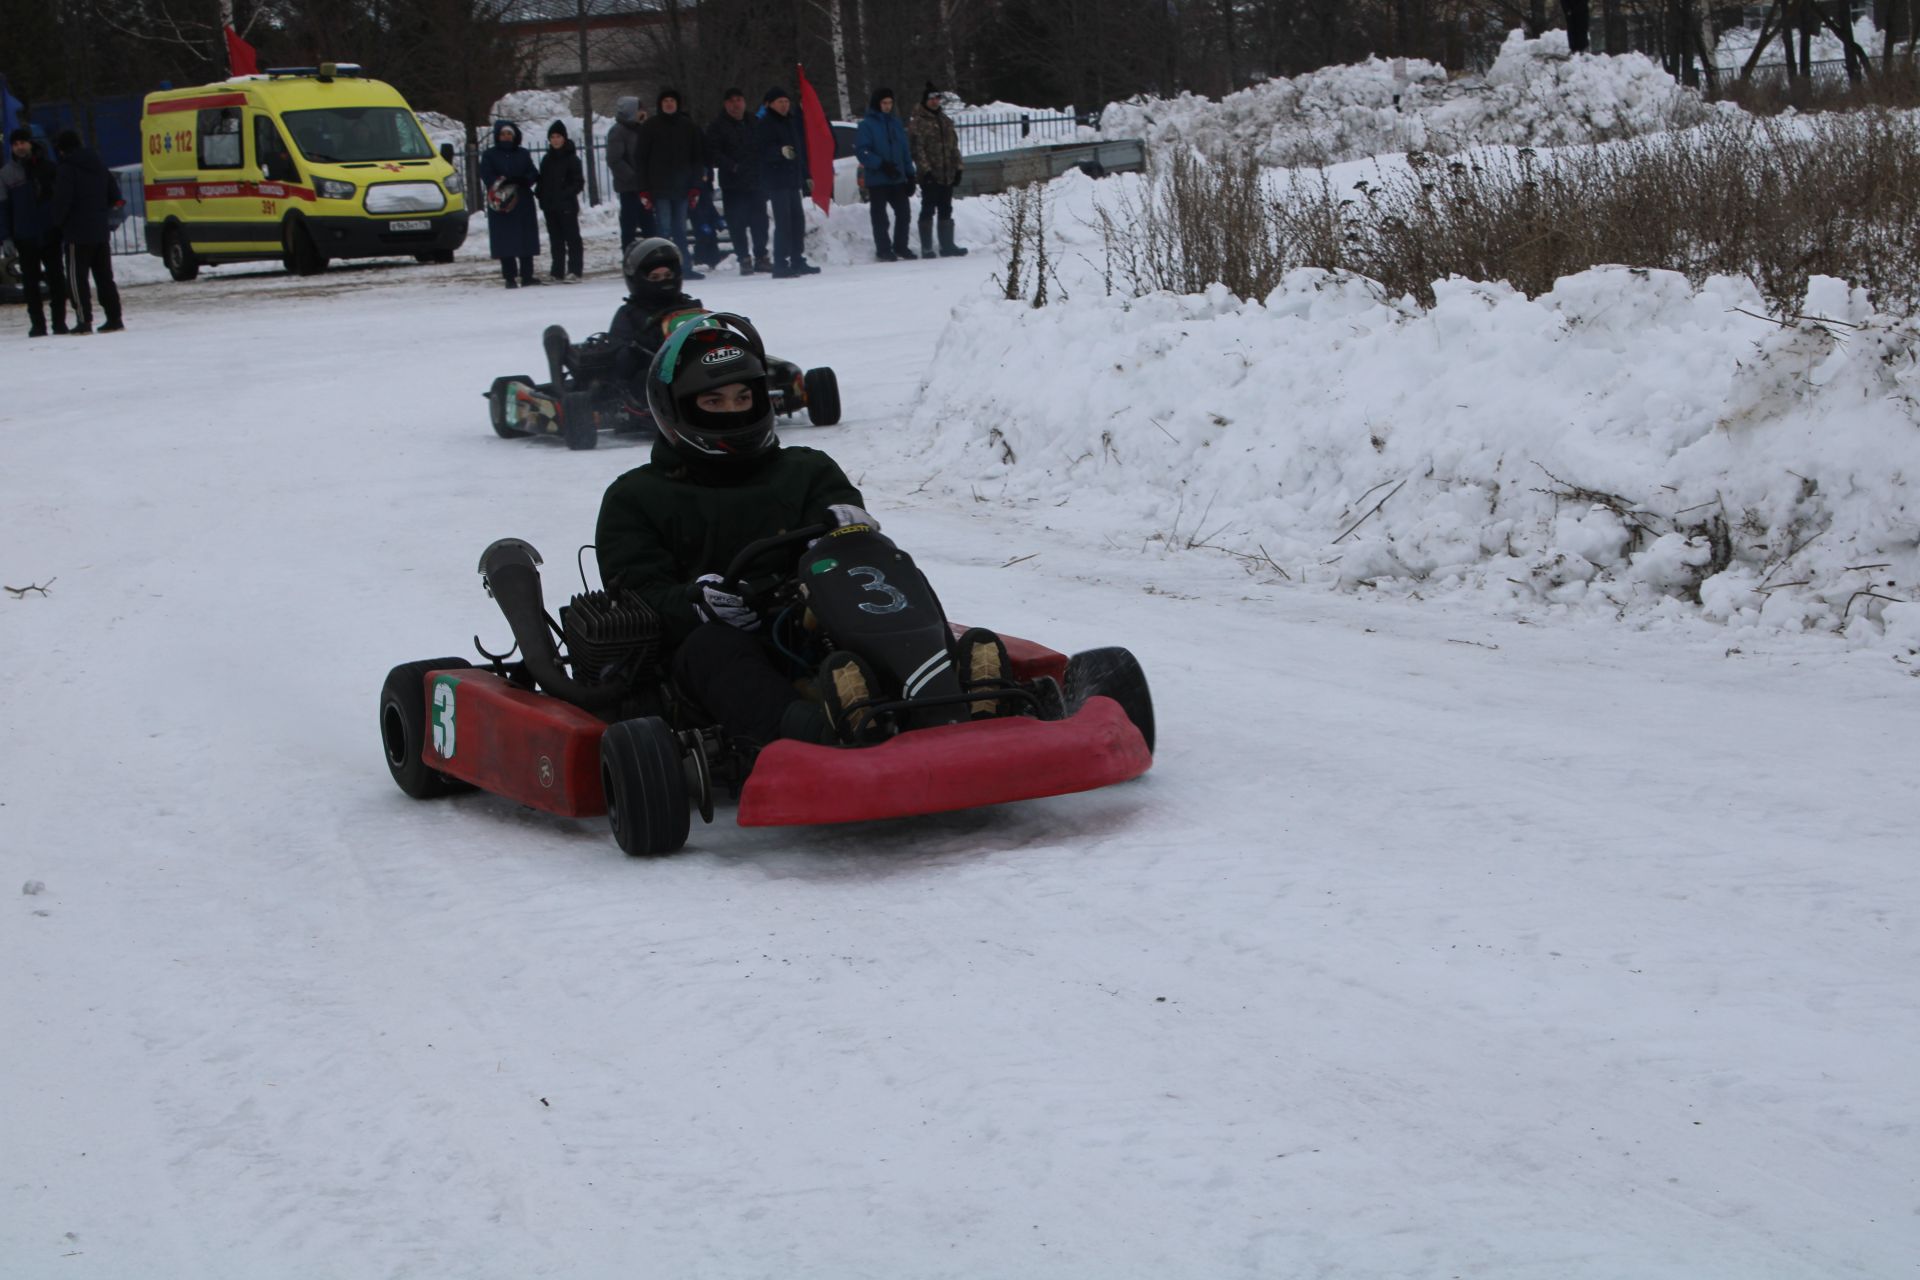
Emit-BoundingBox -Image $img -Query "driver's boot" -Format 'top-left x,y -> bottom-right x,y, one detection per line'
954,628 -> 1010,718
818,650 -> 886,743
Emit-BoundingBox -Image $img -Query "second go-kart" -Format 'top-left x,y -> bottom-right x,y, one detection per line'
378,523 -> 1154,856
486,316 -> 843,450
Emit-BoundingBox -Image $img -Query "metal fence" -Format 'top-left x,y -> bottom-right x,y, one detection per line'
952,111 -> 1100,156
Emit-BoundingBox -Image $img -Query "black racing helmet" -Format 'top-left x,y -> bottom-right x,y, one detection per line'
623,235 -> 683,306
646,313 -> 777,461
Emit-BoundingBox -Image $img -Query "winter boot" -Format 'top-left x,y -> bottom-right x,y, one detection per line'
953,627 -> 1011,718
754,255 -> 774,274
818,650 -> 886,743
918,219 -> 935,258
894,234 -> 918,260
937,216 -> 969,257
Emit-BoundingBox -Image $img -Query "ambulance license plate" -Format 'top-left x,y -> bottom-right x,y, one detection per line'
389,219 -> 430,232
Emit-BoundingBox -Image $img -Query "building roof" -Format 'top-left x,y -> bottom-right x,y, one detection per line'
502,0 -> 662,22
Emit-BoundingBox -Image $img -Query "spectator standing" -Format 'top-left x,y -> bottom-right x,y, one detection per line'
636,89 -> 707,282
705,87 -> 769,275
606,96 -> 655,251
908,83 -> 969,258
538,120 -> 585,282
479,120 -> 542,288
48,129 -> 123,334
755,87 -> 819,278
855,87 -> 916,262
0,128 -> 68,336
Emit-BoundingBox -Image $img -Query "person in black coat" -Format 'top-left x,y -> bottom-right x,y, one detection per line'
636,89 -> 708,281
1,128 -> 69,335
705,87 -> 769,274
753,87 -> 818,278
479,119 -> 542,288
48,130 -> 123,334
537,120 -> 585,282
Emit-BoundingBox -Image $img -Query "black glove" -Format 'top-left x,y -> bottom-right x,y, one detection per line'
881,161 -> 901,180
692,574 -> 760,631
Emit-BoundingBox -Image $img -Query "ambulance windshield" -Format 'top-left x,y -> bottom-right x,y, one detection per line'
282,107 -> 434,164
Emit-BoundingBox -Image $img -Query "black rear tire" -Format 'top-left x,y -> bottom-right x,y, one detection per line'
561,390 -> 599,450
415,250 -> 456,264
381,658 -> 476,798
164,225 -> 200,282
803,367 -> 842,426
488,373 -> 539,439
601,717 -> 691,855
1064,647 -> 1155,754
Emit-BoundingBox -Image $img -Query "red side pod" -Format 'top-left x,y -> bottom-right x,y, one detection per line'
422,669 -> 609,817
737,696 -> 1151,827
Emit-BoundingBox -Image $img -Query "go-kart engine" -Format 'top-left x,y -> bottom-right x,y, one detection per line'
561,589 -> 660,686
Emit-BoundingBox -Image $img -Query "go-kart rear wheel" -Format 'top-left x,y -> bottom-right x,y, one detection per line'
560,390 -> 599,450
803,367 -> 842,426
381,658 -> 476,799
601,717 -> 691,856
1064,647 -> 1155,754
488,374 -> 540,439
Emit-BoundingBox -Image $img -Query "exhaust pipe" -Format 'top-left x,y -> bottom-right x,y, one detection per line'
478,538 -> 629,709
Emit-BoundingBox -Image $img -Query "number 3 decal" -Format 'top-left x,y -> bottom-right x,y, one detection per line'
848,566 -> 909,615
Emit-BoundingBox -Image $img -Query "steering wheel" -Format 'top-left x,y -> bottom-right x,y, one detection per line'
719,523 -> 832,616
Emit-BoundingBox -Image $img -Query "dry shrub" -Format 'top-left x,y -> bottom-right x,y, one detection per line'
1108,110 -> 1920,315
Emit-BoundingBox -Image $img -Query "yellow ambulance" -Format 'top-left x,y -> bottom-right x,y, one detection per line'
141,64 -> 467,279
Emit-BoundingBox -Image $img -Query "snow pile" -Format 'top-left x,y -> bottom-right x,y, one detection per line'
1101,31 -> 1718,166
909,267 -> 1920,644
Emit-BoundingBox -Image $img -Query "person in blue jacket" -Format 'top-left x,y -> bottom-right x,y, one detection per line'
478,120 -> 542,289
855,87 -> 917,263
0,128 -> 68,335
753,87 -> 819,279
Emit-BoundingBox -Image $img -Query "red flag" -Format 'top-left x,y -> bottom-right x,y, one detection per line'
795,64 -> 834,214
226,25 -> 259,77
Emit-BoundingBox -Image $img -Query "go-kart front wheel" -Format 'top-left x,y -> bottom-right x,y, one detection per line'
803,368 -> 842,426
381,657 -> 476,798
560,390 -> 599,450
601,716 -> 690,856
1064,647 -> 1155,754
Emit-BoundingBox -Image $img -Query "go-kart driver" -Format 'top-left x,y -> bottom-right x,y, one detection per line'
607,236 -> 706,384
595,315 -> 1007,748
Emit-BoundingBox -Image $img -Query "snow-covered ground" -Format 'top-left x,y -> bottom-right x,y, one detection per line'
5,199 -> 1919,1278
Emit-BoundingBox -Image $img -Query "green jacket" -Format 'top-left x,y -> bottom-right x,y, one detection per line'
595,437 -> 864,647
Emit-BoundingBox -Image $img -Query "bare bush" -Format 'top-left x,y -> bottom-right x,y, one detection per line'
1107,110 -> 1920,317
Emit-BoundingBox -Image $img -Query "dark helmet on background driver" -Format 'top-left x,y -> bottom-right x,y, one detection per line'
623,236 -> 683,306
646,314 -> 777,462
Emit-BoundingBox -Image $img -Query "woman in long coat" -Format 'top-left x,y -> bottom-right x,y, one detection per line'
479,119 -> 542,288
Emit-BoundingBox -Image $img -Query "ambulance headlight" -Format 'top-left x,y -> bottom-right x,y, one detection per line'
315,178 -> 357,201
444,169 -> 463,194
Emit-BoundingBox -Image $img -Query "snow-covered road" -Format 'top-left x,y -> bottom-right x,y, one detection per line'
4,247 -> 1915,1278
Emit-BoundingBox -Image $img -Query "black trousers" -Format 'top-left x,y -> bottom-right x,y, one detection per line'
18,238 -> 67,332
63,240 -> 120,329
868,182 -> 913,254
918,180 -> 955,227
543,205 -> 582,277
499,256 -> 534,284
769,188 -> 805,268
672,622 -> 805,749
721,188 -> 769,263
617,191 -> 657,252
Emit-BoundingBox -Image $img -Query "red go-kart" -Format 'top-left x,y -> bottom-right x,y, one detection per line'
378,525 -> 1153,854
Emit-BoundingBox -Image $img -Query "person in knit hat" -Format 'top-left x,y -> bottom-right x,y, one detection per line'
855,87 -> 916,262
907,82 -> 968,257
635,88 -> 708,281
753,86 -> 819,277
537,120 -> 585,281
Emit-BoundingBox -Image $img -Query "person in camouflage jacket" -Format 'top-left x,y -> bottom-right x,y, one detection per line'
907,83 -> 968,258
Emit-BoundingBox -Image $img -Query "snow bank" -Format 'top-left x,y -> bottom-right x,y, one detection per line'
1101,31 -> 1720,166
909,267 -> 1920,644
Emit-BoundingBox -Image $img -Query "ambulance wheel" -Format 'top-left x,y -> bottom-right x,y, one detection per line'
1064,647 -> 1155,755
415,250 -> 456,264
285,220 -> 328,276
380,658 -> 475,799
488,374 -> 538,439
601,717 -> 690,856
561,390 -> 599,450
163,226 -> 199,282
803,368 -> 841,426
